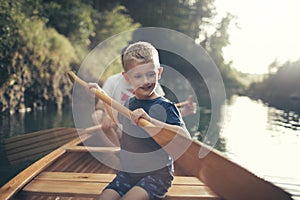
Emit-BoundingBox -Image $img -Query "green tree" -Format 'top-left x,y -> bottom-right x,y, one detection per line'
0,0 -> 141,113
0,1 -> 23,86
121,0 -> 216,39
248,59 -> 300,111
41,0 -> 95,46
206,13 -> 244,90
119,1 -> 243,92
0,0 -> 77,113
89,5 -> 140,49
268,59 -> 280,75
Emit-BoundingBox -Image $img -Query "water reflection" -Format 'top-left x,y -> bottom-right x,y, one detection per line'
268,108 -> 300,133
0,106 -> 75,138
221,96 -> 300,181
194,107 -> 226,152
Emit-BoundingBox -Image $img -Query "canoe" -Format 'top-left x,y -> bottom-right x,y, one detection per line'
56,71 -> 292,200
2,127 -> 79,165
0,125 -> 292,200
0,126 -> 220,200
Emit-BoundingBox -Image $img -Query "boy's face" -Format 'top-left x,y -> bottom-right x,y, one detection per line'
123,60 -> 163,100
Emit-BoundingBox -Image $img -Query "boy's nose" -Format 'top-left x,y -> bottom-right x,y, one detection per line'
141,75 -> 151,84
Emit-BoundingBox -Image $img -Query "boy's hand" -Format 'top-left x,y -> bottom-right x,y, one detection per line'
130,108 -> 151,125
178,96 -> 197,117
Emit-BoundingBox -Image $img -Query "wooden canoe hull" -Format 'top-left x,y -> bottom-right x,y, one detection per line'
67,71 -> 292,199
2,128 -> 79,165
0,127 -> 292,200
0,128 -> 220,200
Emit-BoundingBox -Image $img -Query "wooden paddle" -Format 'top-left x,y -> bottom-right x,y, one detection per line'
68,71 -> 292,200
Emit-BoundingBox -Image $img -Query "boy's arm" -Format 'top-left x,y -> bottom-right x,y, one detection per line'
130,108 -> 191,139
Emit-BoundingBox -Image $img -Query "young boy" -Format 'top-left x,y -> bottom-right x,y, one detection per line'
98,41 -> 190,200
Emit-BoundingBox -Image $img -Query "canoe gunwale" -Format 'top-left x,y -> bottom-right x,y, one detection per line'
0,128 -> 93,200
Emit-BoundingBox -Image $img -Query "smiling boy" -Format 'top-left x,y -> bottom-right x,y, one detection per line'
98,41 -> 190,200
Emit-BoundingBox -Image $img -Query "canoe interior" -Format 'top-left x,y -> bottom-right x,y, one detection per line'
0,126 -> 293,200
1,127 -> 221,200
2,128 -> 79,165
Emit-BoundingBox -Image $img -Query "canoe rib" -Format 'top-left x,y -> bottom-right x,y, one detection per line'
0,129 -> 92,200
22,172 -> 220,200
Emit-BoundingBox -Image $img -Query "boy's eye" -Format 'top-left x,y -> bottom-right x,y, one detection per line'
132,72 -> 156,80
147,72 -> 156,77
134,74 -> 142,79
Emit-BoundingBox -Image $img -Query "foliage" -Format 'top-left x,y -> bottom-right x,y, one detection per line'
205,13 -> 245,91
0,0 -> 244,113
0,0 -> 77,113
85,5 -> 140,82
120,0 -> 244,93
0,1 -> 23,86
121,0 -> 216,39
90,5 -> 140,48
248,60 -> 300,111
41,0 -> 95,46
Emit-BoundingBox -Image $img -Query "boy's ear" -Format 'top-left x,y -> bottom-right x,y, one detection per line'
122,72 -> 130,82
158,67 -> 163,80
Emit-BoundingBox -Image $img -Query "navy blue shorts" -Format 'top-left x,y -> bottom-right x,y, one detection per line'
104,169 -> 173,200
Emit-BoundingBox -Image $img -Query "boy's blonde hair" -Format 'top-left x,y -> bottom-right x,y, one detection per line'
122,41 -> 160,70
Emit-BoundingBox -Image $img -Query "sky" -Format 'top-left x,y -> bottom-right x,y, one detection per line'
215,0 -> 300,74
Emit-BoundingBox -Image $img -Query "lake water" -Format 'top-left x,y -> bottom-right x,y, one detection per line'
0,95 -> 300,198
221,96 -> 300,180
220,96 -> 300,199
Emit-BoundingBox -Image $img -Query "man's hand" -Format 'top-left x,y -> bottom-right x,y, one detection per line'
179,96 -> 197,117
86,82 -> 107,96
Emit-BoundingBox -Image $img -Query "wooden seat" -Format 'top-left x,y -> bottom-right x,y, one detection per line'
22,172 -> 221,199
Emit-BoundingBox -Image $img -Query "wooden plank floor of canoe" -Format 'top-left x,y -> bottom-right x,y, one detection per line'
14,135 -> 221,200
20,171 -> 220,199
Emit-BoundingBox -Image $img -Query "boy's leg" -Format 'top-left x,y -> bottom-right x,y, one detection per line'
123,174 -> 173,200
120,186 -> 149,200
98,188 -> 120,200
101,171 -> 132,199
